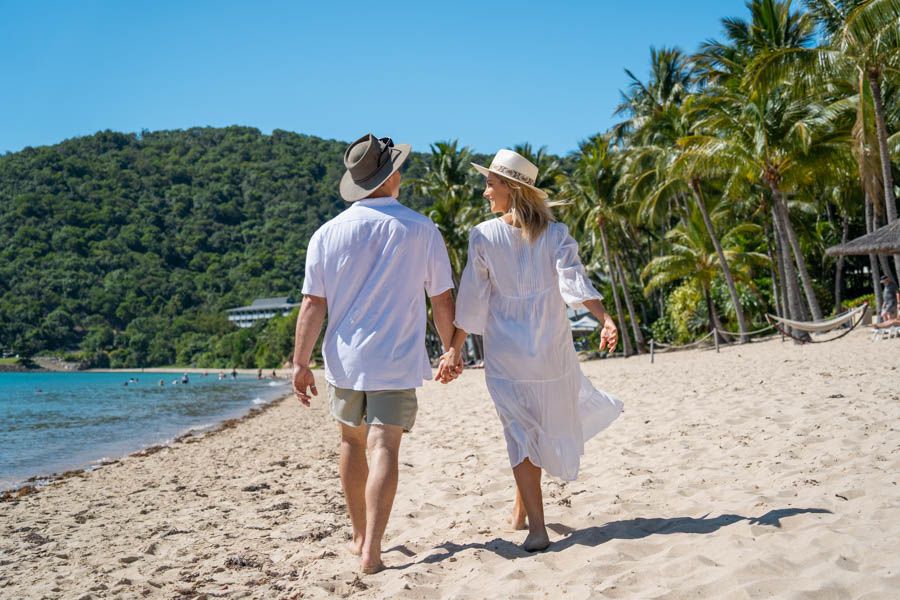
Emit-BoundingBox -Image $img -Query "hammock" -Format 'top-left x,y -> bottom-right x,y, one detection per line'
766,303 -> 868,343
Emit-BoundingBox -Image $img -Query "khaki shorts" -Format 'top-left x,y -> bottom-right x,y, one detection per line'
328,385 -> 418,432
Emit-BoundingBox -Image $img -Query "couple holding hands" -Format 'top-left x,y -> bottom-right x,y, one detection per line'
291,133 -> 623,573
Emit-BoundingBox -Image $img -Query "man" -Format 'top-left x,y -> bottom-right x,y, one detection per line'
881,274 -> 899,321
291,134 -> 459,574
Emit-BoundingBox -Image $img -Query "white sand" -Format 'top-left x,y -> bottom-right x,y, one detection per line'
2,330 -> 898,599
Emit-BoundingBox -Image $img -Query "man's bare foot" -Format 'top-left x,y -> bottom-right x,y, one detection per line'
522,529 -> 550,552
346,536 -> 364,556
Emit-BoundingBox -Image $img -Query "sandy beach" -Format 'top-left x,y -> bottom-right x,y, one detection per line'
2,329 -> 898,599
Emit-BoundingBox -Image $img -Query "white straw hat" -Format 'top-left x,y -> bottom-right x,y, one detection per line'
471,149 -> 549,199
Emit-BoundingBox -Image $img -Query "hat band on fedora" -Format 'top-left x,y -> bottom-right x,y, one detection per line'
491,163 -> 535,186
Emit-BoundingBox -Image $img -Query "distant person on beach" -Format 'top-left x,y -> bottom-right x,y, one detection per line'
880,274 -> 898,321
435,149 -> 623,552
292,133 -> 459,574
231,368 -> 237,380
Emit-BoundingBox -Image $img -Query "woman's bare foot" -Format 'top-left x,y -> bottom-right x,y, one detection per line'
360,559 -> 385,574
522,529 -> 550,552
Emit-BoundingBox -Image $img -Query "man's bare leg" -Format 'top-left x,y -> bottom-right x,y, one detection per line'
360,424 -> 404,573
339,423 -> 369,555
510,486 -> 527,530
512,458 -> 550,551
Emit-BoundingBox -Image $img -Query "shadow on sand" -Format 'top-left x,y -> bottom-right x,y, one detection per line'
385,507 -> 832,568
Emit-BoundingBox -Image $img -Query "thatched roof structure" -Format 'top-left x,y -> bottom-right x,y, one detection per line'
826,219 -> 900,256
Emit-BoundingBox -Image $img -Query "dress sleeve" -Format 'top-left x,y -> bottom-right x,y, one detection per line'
454,229 -> 491,335
301,231 -> 326,298
556,224 -> 602,310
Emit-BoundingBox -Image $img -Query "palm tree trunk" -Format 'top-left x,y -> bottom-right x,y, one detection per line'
866,194 -> 884,315
873,197 -> 898,284
690,179 -> 749,341
834,214 -> 849,314
622,251 -> 651,325
867,71 -> 900,280
771,187 -> 823,320
703,285 -> 724,344
615,253 -> 645,353
772,205 -> 811,342
878,254 -> 894,284
598,222 -> 633,357
764,218 -> 786,318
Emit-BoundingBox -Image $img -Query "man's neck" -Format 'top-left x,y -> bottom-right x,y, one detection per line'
357,196 -> 397,204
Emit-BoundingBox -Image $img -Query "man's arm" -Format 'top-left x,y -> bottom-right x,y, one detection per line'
430,289 -> 464,382
429,289 -> 456,351
291,295 -> 327,406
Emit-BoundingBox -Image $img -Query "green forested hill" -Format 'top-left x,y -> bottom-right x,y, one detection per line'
0,127 -> 434,367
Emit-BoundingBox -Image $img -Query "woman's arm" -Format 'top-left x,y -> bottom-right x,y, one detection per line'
583,298 -> 619,353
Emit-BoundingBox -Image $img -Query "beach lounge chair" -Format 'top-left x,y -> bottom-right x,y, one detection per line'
871,325 -> 900,341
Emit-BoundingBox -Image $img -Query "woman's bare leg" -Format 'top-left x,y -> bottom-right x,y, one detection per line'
512,458 -> 550,551
510,486 -> 527,530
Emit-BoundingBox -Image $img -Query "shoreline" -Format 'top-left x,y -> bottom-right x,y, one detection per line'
86,367 -> 295,376
0,390 -> 295,500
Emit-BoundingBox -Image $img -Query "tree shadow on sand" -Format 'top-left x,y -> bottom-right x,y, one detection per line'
387,507 -> 832,568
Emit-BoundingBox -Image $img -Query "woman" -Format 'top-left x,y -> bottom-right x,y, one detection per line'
436,149 -> 623,552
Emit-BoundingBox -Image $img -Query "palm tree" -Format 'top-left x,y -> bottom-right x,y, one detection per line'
411,141 -> 485,359
695,0 -> 816,86
682,1 -> 855,324
642,205 -> 769,341
410,141 -> 484,282
615,46 -> 753,340
680,82 -> 858,326
613,46 -> 696,142
750,0 -> 900,274
560,136 -> 642,355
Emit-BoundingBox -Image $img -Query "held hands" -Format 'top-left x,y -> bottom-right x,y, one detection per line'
292,364 -> 318,407
599,318 -> 619,354
434,348 -> 464,384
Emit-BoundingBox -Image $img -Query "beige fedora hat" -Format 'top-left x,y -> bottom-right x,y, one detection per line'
472,149 -> 549,199
340,134 -> 411,202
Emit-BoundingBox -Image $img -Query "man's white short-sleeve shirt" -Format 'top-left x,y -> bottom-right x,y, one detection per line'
302,197 -> 454,390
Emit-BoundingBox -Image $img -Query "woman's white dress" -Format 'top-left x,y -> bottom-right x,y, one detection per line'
454,218 -> 623,481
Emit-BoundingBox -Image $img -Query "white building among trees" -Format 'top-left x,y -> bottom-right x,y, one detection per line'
226,297 -> 300,328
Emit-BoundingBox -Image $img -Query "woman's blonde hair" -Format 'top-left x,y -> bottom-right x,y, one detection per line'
498,175 -> 556,243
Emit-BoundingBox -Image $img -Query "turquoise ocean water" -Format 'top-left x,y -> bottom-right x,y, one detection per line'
0,371 -> 291,490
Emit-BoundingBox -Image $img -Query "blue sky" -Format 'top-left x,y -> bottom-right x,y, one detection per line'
0,0 -> 751,156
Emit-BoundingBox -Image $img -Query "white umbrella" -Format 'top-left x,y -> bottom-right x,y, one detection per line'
570,314 -> 600,333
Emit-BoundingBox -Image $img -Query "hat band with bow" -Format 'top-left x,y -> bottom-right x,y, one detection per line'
352,138 -> 396,183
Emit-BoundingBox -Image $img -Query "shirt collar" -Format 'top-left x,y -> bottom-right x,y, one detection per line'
354,196 -> 399,207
